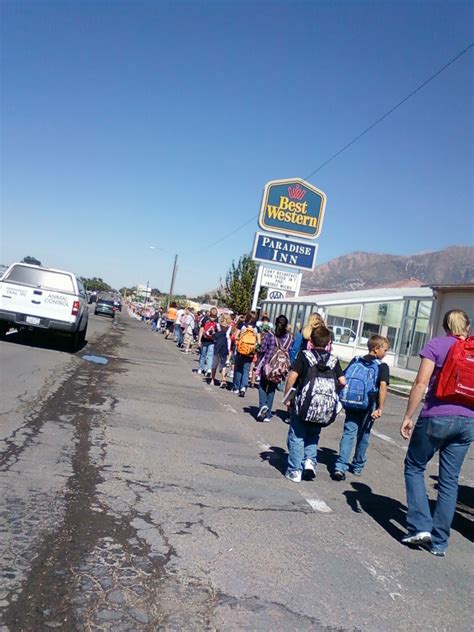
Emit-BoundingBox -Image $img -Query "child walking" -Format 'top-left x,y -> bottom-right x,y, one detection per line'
284,326 -> 345,482
211,314 -> 232,387
333,335 -> 390,480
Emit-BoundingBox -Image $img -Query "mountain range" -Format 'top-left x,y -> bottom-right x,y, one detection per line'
301,245 -> 474,292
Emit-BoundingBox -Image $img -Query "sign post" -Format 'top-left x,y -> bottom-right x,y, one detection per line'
251,264 -> 264,312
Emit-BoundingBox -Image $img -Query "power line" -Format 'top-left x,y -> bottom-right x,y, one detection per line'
200,42 -> 473,253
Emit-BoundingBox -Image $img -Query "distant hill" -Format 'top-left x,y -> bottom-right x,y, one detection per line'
301,246 -> 474,292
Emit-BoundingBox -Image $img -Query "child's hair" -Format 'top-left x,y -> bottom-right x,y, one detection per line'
209,307 -> 218,318
442,309 -> 470,336
310,325 -> 331,349
274,315 -> 289,338
367,335 -> 390,352
302,313 -> 325,340
244,310 -> 257,325
220,313 -> 231,327
170,302 -> 177,308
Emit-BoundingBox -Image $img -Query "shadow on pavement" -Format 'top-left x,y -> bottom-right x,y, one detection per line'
343,482 -> 407,541
259,446 -> 288,475
315,446 -> 339,473
2,330 -> 87,354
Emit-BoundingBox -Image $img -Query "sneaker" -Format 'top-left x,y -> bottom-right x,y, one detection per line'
197,369 -> 203,375
231,389 -> 239,394
220,381 -> 227,389
262,416 -> 272,423
206,370 -> 212,377
401,531 -> 432,546
426,546 -> 446,558
333,470 -> 346,481
257,405 -> 269,421
285,470 -> 302,483
303,459 -> 316,480
238,389 -> 245,398
352,469 -> 363,476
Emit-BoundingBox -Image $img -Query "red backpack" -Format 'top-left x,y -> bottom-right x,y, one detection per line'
435,336 -> 474,406
202,318 -> 218,341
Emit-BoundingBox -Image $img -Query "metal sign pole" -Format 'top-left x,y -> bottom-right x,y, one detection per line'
294,271 -> 303,298
251,265 -> 264,312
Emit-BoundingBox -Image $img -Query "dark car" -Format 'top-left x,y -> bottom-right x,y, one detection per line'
94,298 -> 116,318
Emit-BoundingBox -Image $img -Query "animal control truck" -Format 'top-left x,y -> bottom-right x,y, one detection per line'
0,262 -> 89,351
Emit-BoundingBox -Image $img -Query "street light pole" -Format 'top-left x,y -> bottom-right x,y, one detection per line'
167,254 -> 178,309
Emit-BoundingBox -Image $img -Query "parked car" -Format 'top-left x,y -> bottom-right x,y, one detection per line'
0,262 -> 89,351
95,298 -> 116,318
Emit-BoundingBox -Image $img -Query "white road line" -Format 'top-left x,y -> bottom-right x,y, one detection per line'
303,496 -> 332,513
224,404 -> 238,414
372,430 -> 407,451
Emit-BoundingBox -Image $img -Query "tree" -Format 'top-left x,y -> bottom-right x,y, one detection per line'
216,254 -> 266,314
80,277 -> 111,292
21,256 -> 42,266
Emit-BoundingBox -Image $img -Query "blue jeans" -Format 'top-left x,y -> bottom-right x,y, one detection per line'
334,407 -> 374,473
233,353 -> 252,391
199,342 -> 214,372
258,376 -> 277,418
175,326 -> 184,347
151,320 -> 158,332
404,415 -> 473,551
287,411 -> 322,472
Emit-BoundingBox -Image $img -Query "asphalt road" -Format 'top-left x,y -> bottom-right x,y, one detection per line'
0,310 -> 472,631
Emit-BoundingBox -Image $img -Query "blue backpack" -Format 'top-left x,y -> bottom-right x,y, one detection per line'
339,357 -> 380,410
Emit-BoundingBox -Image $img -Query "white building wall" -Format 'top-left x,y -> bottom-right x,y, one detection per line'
431,289 -> 474,336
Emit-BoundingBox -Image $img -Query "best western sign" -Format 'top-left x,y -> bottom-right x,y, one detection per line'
258,177 -> 327,239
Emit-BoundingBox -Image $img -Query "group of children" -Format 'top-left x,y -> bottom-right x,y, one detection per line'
158,304 -> 391,484
157,302 -> 473,557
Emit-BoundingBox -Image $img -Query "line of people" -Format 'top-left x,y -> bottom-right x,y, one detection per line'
157,302 -> 473,557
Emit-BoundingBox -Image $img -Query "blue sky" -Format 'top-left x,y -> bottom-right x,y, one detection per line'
1,0 -> 473,295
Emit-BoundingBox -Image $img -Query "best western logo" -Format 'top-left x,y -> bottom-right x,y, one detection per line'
259,178 -> 327,240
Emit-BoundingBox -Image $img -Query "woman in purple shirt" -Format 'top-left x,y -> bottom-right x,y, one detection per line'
400,309 -> 473,556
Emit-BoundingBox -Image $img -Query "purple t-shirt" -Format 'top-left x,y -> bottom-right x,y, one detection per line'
420,335 -> 474,418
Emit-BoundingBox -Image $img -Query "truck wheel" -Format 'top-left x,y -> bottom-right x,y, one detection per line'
79,324 -> 87,346
68,327 -> 81,353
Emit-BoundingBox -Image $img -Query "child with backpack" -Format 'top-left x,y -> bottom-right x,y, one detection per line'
211,313 -> 232,387
257,315 -> 293,422
333,335 -> 390,480
232,311 -> 258,397
197,307 -> 219,376
284,326 -> 345,482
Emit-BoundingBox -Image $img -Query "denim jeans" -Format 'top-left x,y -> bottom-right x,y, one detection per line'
334,407 -> 374,473
404,415 -> 473,551
232,353 -> 252,391
287,411 -> 322,472
199,342 -> 214,372
258,376 -> 277,418
151,320 -> 158,332
175,326 -> 184,347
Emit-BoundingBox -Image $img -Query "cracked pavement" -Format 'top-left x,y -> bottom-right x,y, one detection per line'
0,311 -> 472,631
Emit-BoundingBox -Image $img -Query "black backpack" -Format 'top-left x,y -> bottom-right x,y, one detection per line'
294,350 -> 340,425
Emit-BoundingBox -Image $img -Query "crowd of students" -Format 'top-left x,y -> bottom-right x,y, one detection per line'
151,303 -> 473,558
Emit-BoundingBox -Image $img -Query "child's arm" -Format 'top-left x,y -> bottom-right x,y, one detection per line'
372,381 -> 388,419
338,376 -> 346,387
284,370 -> 299,406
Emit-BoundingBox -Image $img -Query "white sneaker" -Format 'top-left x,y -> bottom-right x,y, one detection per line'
257,405 -> 269,420
197,369 -> 203,375
303,459 -> 316,480
285,470 -> 302,483
401,531 -> 432,545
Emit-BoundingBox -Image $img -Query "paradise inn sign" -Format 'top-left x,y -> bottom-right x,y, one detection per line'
258,177 -> 327,240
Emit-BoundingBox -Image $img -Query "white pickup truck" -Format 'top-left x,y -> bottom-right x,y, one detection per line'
0,262 -> 89,351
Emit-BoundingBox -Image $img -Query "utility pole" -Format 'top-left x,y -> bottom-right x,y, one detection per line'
167,254 -> 178,309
